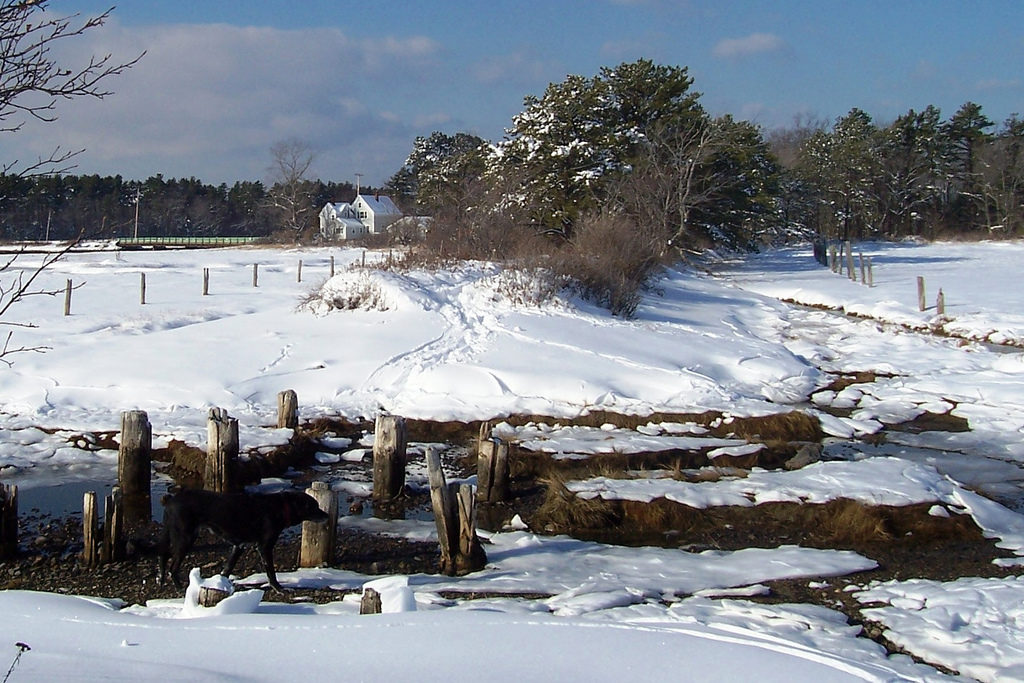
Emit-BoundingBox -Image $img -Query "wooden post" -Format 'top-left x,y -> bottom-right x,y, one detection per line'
476,438 -> 510,504
859,253 -> 866,284
101,487 -> 125,563
426,447 -> 486,576
846,244 -> 855,281
252,263 -> 259,288
205,408 -> 239,493
0,484 -> 17,559
82,491 -> 99,567
455,483 -> 485,574
300,481 -> 338,568
917,276 -> 926,311
297,260 -> 303,283
360,587 -> 382,614
829,244 -> 838,272
140,272 -> 147,305
866,256 -> 874,287
198,585 -> 231,608
937,289 -> 946,315
362,250 -> 366,268
372,414 -> 407,502
329,255 -> 335,278
63,279 -> 72,315
118,410 -> 152,527
426,447 -> 455,572
277,389 -> 298,429
203,268 -> 210,296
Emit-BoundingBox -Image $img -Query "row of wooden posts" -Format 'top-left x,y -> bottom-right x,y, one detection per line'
0,390 -> 504,580
62,250 -> 379,314
815,240 -> 948,315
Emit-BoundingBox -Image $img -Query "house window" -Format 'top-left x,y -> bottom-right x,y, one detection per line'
359,211 -> 367,219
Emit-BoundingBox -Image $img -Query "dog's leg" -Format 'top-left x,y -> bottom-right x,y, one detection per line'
168,529 -> 198,589
258,538 -> 283,592
222,544 -> 245,578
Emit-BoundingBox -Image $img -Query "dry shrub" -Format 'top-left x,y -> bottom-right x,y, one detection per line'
715,411 -> 822,442
299,272 -> 389,312
533,471 -> 619,532
549,212 -> 664,317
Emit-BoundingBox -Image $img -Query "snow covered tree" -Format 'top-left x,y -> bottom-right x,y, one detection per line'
388,131 -> 487,214
491,59 -> 703,238
941,101 -> 994,231
876,106 -> 944,237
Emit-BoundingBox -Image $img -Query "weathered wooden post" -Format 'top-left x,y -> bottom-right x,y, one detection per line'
198,584 -> 231,608
118,409 -> 152,526
63,279 -> 72,315
203,268 -> 210,296
360,587 -> 382,614
140,272 -> 147,305
476,438 -> 510,504
0,484 -> 17,559
252,263 -> 259,288
937,288 -> 946,315
859,253 -> 866,284
846,245 -> 855,281
829,244 -> 838,272
297,259 -> 303,283
300,481 -> 338,568
866,256 -> 874,287
82,491 -> 99,567
917,276 -> 926,311
277,389 -> 298,429
205,408 -> 239,493
372,414 -> 407,503
101,487 -> 125,563
426,447 -> 486,576
329,255 -> 335,278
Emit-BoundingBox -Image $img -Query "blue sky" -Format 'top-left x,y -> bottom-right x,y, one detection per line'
8,1 -> 1021,187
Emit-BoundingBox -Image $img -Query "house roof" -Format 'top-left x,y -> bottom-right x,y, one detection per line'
357,194 -> 401,216
323,202 -> 356,219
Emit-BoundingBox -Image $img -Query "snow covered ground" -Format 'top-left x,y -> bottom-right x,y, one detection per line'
0,239 -> 1022,680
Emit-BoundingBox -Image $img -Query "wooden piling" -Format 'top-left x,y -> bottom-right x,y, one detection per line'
82,491 -> 99,567
140,272 -> 147,305
252,263 -> 259,288
203,268 -> 210,296
101,487 -> 125,563
0,484 -> 17,559
866,256 -> 874,287
118,410 -> 152,526
277,389 -> 298,429
205,408 -> 239,493
198,585 -> 231,608
329,255 -> 335,278
426,447 -> 486,576
372,414 -> 407,502
917,276 -> 926,311
63,279 -> 72,315
829,244 -> 838,272
937,289 -> 946,315
476,438 -> 510,504
859,253 -> 866,284
360,587 -> 382,614
300,481 -> 338,568
297,260 -> 303,283
846,243 -> 855,281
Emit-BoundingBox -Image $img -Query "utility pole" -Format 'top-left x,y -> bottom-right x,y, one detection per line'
355,173 -> 363,197
45,209 -> 52,241
133,187 -> 141,239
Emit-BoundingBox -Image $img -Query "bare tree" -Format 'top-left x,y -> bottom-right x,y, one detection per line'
265,138 -> 317,237
0,1 -> 139,363
1,1 -> 144,177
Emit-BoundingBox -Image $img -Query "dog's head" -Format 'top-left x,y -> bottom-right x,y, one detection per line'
287,491 -> 330,523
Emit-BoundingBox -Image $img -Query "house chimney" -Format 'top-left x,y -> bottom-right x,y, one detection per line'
375,192 -> 379,201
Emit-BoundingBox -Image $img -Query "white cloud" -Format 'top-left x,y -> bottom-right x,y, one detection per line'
471,52 -> 559,87
4,19 -> 445,184
712,32 -> 787,59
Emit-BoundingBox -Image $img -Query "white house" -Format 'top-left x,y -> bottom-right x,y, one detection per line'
318,202 -> 367,240
353,193 -> 402,235
320,193 -> 403,241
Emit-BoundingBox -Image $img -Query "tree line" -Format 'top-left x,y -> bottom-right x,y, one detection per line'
388,61 -> 1023,252
0,174 -> 362,241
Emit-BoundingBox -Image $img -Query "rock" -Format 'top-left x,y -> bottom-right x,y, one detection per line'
784,442 -> 823,470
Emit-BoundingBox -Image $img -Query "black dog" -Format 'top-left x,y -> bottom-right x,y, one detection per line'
157,489 -> 328,592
